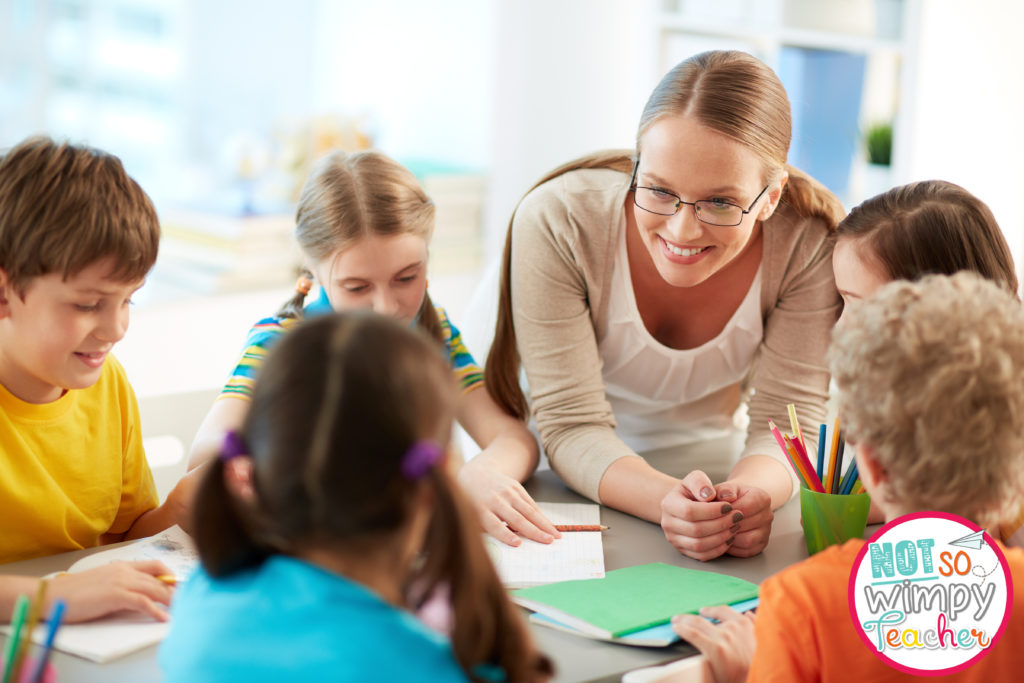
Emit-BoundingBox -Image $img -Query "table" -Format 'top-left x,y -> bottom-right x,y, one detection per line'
1,470 -> 839,683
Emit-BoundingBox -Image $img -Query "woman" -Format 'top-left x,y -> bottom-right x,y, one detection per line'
486,50 -> 845,560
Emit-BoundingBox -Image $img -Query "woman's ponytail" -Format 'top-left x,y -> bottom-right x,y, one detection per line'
780,164 -> 846,230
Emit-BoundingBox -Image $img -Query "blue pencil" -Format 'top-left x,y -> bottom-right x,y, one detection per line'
28,600 -> 65,683
816,423 -> 826,482
839,459 -> 860,496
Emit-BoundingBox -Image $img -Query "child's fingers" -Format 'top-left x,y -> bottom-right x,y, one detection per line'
118,591 -> 170,623
123,559 -> 176,577
481,511 -> 524,547
507,488 -> 562,540
671,613 -> 718,644
697,605 -> 744,623
499,505 -> 555,544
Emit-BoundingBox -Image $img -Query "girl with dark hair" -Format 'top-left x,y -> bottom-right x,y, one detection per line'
161,311 -> 551,682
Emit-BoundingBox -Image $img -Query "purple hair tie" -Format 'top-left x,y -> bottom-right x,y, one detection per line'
401,440 -> 442,480
220,430 -> 248,462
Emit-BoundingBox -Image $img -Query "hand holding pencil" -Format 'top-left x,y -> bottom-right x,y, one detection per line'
48,560 -> 175,624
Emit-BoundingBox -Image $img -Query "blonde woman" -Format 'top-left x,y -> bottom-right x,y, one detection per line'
487,50 -> 845,560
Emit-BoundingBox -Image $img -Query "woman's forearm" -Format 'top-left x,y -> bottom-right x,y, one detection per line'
727,454 -> 793,510
597,456 -> 679,522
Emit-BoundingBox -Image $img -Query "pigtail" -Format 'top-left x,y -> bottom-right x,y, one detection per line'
779,164 -> 845,230
415,289 -> 445,346
274,268 -> 314,320
191,450 -> 271,578
486,150 -> 635,421
415,468 -> 553,682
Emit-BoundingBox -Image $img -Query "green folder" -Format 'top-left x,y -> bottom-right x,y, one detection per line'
511,562 -> 759,639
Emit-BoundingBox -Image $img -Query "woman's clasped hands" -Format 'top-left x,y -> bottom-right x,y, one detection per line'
660,470 -> 774,561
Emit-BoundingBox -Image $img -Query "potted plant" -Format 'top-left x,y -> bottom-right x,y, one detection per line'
864,121 -> 892,166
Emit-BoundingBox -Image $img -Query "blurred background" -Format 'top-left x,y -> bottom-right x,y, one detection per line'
2,0 -> 1023,403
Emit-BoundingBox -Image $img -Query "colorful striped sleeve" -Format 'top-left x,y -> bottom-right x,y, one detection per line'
217,316 -> 300,402
436,307 -> 484,394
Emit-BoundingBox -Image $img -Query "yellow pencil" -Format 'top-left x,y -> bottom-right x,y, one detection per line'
787,403 -> 806,453
156,575 -> 183,586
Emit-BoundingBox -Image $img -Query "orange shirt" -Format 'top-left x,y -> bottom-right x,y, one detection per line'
748,539 -> 1024,682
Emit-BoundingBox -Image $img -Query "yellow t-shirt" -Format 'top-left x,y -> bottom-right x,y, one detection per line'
0,355 -> 158,563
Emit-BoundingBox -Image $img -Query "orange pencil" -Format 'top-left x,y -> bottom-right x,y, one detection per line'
824,417 -> 841,494
553,525 -> 608,532
788,434 -> 825,493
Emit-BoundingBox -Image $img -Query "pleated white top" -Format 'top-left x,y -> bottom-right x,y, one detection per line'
599,227 -> 764,456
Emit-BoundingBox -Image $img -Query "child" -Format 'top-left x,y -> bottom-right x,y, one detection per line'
188,149 -> 558,547
161,312 -> 552,682
831,180 -> 1023,537
832,179 -> 1018,320
0,137 -> 196,622
672,272 -> 1024,681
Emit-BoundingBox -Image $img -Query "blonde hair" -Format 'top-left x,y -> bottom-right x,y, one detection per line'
638,50 -> 843,226
829,272 -> 1024,526
486,50 -> 843,420
278,149 -> 442,342
0,136 -> 159,295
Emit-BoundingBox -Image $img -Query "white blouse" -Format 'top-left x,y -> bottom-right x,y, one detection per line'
598,227 -> 764,456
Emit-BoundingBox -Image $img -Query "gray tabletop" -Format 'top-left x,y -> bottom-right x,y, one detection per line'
1,469 -> 830,683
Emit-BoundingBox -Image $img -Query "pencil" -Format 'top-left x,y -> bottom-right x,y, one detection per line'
832,431 -> 846,494
156,575 -> 183,586
839,459 -> 860,496
8,580 -> 47,683
787,404 -> 806,453
816,423 -> 827,482
553,525 -> 608,532
1,594 -> 29,683
769,420 -> 818,492
28,600 -> 65,683
787,434 -> 825,493
824,417 -> 841,495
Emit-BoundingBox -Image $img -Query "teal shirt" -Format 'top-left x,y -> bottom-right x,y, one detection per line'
160,555 -> 468,682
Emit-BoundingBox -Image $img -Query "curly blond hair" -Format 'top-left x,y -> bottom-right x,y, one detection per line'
828,272 -> 1024,526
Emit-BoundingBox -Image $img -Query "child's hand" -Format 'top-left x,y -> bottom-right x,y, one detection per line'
671,605 -> 756,683
660,471 -> 744,561
713,481 -> 773,558
457,462 -> 561,546
49,560 -> 175,623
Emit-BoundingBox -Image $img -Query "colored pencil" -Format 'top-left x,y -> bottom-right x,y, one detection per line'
831,431 -> 847,494
787,434 -> 825,493
839,458 -> 860,496
769,420 -> 808,487
782,435 -> 814,490
787,404 -> 806,453
553,525 -> 608,532
852,480 -> 865,495
1,595 -> 29,683
156,575 -> 184,586
816,423 -> 827,482
824,417 -> 841,495
8,580 -> 47,683
28,600 -> 65,683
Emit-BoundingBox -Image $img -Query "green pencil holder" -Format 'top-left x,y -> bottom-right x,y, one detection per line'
799,488 -> 871,555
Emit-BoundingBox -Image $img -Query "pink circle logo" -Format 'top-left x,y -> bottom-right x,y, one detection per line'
848,512 -> 1013,675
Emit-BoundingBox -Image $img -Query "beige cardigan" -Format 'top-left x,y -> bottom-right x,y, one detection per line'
510,167 -> 839,502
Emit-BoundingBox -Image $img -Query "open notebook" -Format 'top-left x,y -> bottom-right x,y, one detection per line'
484,502 -> 605,588
1,525 -> 198,663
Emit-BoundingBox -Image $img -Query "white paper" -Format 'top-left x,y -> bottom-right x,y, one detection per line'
485,502 -> 605,588
1,526 -> 198,663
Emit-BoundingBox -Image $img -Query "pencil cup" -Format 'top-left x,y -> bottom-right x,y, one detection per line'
799,488 -> 871,555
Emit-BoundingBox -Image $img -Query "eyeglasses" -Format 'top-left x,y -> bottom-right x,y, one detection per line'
630,161 -> 769,227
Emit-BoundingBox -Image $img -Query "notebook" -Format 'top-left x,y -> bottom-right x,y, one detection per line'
512,562 -> 759,640
484,502 -> 605,588
1,525 -> 198,663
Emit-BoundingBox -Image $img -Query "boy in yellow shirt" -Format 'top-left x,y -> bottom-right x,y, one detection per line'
0,137 -> 196,622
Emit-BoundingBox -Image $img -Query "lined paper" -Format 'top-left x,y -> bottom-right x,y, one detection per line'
485,502 -> 605,588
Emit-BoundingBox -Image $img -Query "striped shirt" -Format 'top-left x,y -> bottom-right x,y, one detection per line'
219,288 -> 484,401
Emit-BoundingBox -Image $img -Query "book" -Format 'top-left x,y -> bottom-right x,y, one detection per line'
0,526 -> 198,663
484,502 -> 605,588
529,597 -> 760,647
512,562 -> 759,640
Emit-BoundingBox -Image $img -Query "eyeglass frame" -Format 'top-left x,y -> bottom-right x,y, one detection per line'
629,160 -> 770,227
